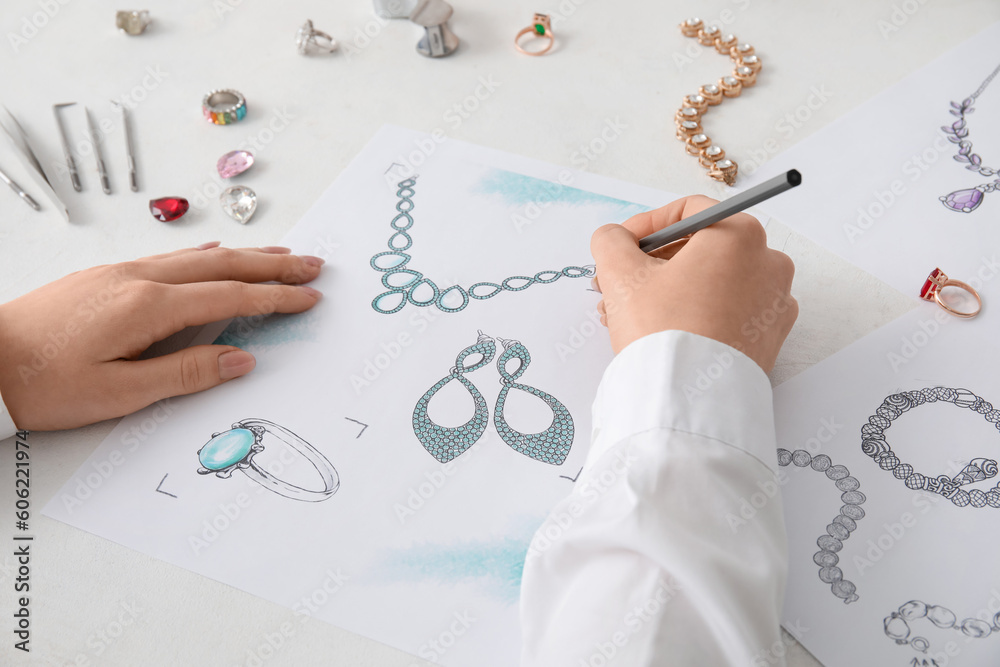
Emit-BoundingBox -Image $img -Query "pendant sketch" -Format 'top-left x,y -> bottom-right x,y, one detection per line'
197,418 -> 340,502
413,331 -> 574,465
369,178 -> 595,315
777,448 -> 866,604
884,599 -> 1000,657
939,62 -> 1000,213
861,388 -> 1000,508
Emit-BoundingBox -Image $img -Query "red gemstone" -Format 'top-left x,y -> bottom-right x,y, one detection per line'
919,268 -> 942,299
149,197 -> 190,222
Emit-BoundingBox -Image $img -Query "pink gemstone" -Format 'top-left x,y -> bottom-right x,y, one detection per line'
149,197 -> 190,222
216,150 -> 254,178
920,268 -> 942,299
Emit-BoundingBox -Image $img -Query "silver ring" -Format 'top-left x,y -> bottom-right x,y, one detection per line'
296,19 -> 338,55
197,418 -> 340,502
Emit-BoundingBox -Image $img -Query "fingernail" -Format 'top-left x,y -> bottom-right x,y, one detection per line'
197,241 -> 221,250
261,246 -> 291,254
300,286 -> 322,298
218,350 -> 255,380
301,255 -> 325,266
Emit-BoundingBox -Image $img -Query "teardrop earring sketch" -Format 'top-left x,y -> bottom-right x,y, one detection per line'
493,337 -> 574,465
413,330 -> 496,464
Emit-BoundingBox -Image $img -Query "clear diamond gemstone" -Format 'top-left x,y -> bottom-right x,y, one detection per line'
681,107 -> 698,116
742,55 -> 759,64
116,10 -> 151,35
703,84 -> 719,93
705,146 -> 722,156
737,43 -> 752,52
220,186 -> 257,224
703,26 -> 719,34
692,134 -> 707,143
716,159 -> 733,168
686,17 -> 701,25
737,66 -> 752,75
722,34 -> 735,42
688,94 -> 705,104
681,121 -> 699,129
723,76 -> 738,86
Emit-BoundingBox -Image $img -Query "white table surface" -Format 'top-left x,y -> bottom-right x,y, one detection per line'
1,1 -> 996,665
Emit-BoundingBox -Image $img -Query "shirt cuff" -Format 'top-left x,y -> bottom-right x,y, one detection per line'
588,329 -> 778,476
0,386 -> 18,441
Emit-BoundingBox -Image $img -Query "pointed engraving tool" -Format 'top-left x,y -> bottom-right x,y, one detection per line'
85,107 -> 110,194
53,103 -> 82,191
111,101 -> 138,191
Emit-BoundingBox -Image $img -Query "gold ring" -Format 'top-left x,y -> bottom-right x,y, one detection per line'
515,14 -> 554,56
920,268 -> 982,318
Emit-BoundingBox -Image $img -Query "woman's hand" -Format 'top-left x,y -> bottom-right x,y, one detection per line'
0,243 -> 324,430
591,195 -> 797,372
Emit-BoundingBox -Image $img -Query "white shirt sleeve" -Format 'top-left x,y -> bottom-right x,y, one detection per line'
0,385 -> 18,441
520,330 -> 787,667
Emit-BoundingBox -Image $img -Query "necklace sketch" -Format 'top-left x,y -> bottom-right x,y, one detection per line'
777,448 -> 865,605
939,63 -> 1000,213
884,599 -> 999,658
370,178 -> 596,314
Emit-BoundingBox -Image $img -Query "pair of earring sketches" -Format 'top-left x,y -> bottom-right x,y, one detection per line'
413,331 -> 574,466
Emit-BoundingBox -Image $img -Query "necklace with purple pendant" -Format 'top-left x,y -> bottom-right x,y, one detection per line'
939,63 -> 1000,213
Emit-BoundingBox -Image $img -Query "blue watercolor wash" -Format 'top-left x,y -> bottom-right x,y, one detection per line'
375,536 -> 533,605
473,167 -> 650,217
213,309 -> 319,352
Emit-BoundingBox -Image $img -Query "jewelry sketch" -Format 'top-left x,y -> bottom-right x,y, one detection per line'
197,419 -> 340,502
861,388 -> 1000,508
884,599 -> 1000,656
370,178 -> 596,315
939,62 -> 1000,213
413,331 -> 574,465
777,448 -> 865,605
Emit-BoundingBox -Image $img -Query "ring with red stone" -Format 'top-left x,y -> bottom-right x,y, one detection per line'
515,14 -> 554,56
202,89 -> 247,125
920,268 -> 982,318
719,75 -> 743,98
679,17 -> 703,37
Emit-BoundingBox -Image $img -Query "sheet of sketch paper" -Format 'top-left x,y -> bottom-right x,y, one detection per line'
737,21 -> 1000,299
772,305 -> 1000,667
42,125 -> 693,666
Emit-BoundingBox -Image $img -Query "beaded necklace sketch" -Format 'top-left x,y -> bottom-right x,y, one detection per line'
939,62 -> 1000,213
777,448 -> 866,605
369,178 -> 596,315
413,331 -> 574,465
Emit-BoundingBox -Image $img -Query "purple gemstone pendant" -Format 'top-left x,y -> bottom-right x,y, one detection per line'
940,188 -> 984,213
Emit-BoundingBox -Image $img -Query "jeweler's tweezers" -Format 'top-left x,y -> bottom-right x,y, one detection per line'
85,107 -> 110,194
112,101 -> 137,191
53,103 -> 81,191
1,107 -> 49,185
0,107 -> 68,219
0,164 -> 40,210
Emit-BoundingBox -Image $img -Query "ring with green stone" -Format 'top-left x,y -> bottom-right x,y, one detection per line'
514,13 -> 554,56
